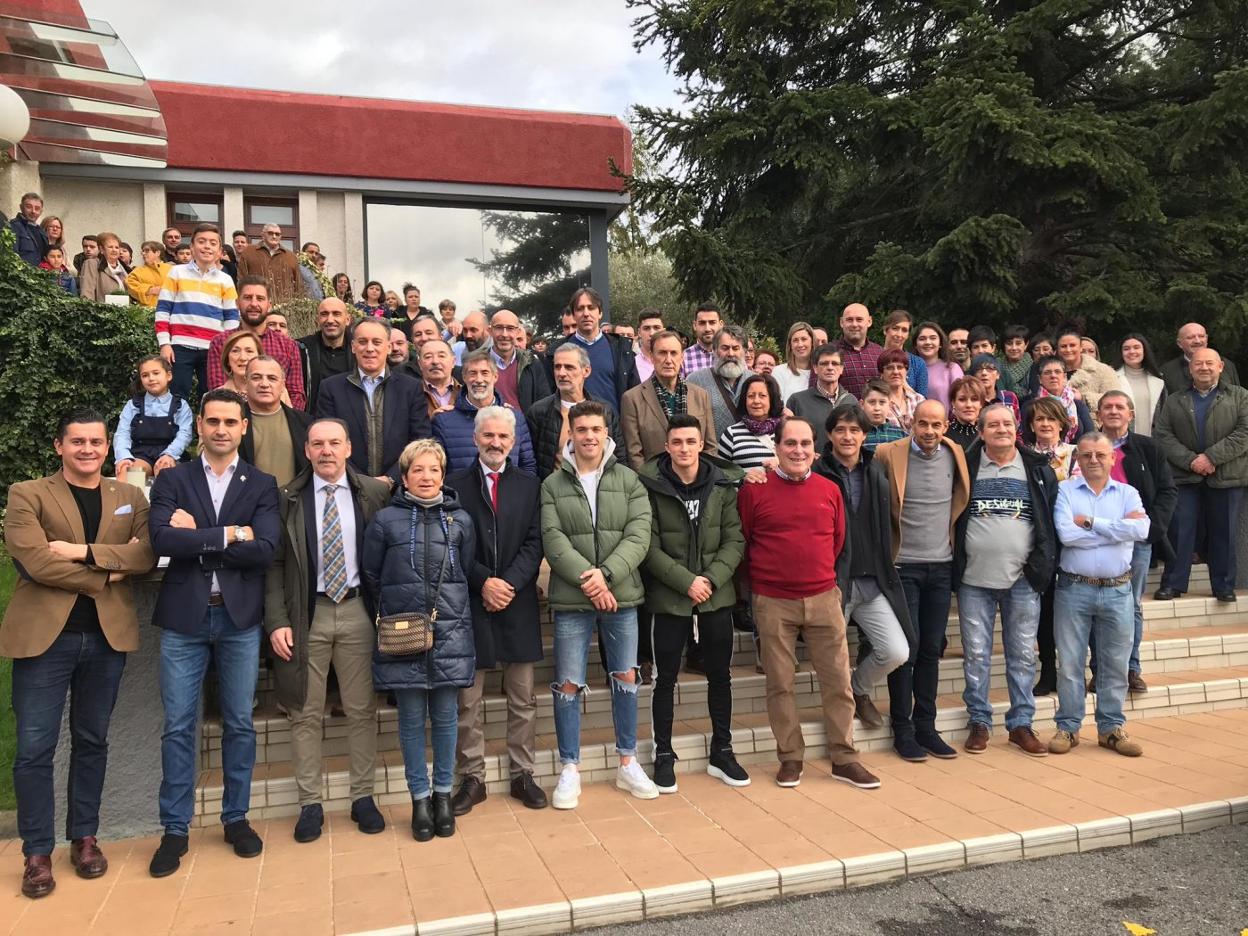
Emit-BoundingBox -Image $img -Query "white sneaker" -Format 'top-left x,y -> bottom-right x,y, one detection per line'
552,764 -> 581,810
616,759 -> 660,800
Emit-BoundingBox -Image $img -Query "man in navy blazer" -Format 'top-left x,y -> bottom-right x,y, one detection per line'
146,388 -> 281,877
315,317 -> 431,485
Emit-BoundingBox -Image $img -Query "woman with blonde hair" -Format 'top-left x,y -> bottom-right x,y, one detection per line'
772,320 -> 817,404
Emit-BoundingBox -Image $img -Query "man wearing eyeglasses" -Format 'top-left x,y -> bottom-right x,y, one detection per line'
488,309 -> 550,412
237,224 -> 301,303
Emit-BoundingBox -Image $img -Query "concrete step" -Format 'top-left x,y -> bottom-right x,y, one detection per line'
190,665 -> 1248,823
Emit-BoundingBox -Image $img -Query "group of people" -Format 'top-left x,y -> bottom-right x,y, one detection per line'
5,213 -> 1248,904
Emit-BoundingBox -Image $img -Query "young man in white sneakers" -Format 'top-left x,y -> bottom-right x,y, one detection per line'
541,401 -> 657,808
638,414 -> 749,791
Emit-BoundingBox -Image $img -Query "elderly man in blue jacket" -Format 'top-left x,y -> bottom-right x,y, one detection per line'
434,349 -> 536,475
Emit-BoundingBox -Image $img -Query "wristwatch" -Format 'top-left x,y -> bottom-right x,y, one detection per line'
1081,517 -> 1094,531
233,527 -> 251,543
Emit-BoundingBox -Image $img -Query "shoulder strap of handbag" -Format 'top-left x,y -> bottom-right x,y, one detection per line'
712,374 -> 742,423
403,507 -> 452,621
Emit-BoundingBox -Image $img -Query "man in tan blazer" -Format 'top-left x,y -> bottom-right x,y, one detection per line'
620,330 -> 716,469
2,409 -> 155,899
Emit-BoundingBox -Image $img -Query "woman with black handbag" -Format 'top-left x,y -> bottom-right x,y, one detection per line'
362,439 -> 477,841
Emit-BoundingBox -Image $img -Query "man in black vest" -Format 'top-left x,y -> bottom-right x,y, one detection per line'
446,405 -> 547,813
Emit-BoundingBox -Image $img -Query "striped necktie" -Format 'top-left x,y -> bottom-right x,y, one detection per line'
321,484 -> 348,602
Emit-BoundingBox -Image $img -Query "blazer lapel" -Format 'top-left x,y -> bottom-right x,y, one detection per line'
95,480 -> 121,543
47,472 -> 87,542
216,461 -> 252,523
642,382 -> 665,426
187,461 -> 219,523
301,484 -> 317,577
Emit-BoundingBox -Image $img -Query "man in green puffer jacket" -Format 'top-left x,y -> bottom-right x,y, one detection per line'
638,414 -> 749,794
540,400 -> 657,810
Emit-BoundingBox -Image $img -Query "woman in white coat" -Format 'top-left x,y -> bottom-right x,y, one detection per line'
1115,333 -> 1166,436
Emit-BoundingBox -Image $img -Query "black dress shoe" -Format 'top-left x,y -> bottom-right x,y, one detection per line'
451,775 -> 486,816
1154,588 -> 1181,600
1215,591 -> 1237,603
432,792 -> 455,838
1034,672 -> 1056,697
294,804 -> 324,843
149,833 -> 188,877
411,796 -> 434,842
223,819 -> 263,858
350,796 -> 386,834
510,772 -> 549,809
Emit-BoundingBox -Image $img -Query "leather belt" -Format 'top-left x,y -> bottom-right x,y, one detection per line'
317,587 -> 361,602
1060,571 -> 1131,588
207,593 -> 225,606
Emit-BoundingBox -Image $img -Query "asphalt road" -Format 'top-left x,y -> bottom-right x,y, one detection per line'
591,824 -> 1247,936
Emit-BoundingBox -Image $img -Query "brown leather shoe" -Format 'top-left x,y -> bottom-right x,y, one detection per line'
964,723 -> 990,753
21,855 -> 55,899
1007,726 -> 1048,758
70,836 -> 108,879
451,775 -> 486,817
853,693 -> 884,729
831,761 -> 881,789
1128,671 -> 1148,693
776,760 -> 803,787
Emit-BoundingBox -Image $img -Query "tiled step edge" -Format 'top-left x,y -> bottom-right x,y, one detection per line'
192,673 -> 1248,819
340,796 -> 1248,936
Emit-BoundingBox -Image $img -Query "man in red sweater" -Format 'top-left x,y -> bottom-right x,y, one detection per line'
738,418 -> 881,790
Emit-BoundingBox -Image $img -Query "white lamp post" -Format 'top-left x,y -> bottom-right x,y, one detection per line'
0,84 -> 31,148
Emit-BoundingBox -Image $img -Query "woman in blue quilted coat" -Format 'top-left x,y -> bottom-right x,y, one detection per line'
362,439 -> 476,842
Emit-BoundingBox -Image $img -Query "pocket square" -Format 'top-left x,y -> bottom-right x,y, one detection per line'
114,504 -> 133,515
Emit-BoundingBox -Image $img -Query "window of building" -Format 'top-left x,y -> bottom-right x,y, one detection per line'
166,193 -> 223,244
243,197 -> 299,251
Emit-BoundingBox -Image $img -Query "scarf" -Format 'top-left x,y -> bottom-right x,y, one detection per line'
1038,384 -> 1079,442
651,374 -> 687,420
742,415 -> 782,436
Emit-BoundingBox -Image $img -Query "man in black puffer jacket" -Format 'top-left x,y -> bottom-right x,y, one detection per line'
526,343 -> 623,479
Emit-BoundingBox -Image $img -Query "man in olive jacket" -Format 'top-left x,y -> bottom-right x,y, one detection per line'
540,400 -> 656,810
264,418 -> 392,844
1154,348 -> 1248,602
638,414 -> 748,793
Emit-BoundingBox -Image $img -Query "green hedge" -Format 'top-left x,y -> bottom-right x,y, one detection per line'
0,229 -> 155,510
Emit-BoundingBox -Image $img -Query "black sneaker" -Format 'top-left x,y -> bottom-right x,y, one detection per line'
350,796 -> 386,834
893,736 -> 929,763
653,752 -> 678,793
223,819 -> 263,858
916,730 -> 958,759
148,833 -> 188,878
707,750 -> 751,787
294,804 -> 324,843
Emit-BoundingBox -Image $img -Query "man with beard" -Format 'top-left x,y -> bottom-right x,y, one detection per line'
681,303 -> 722,377
686,325 -> 754,441
206,276 -> 306,410
526,344 -> 624,479
452,310 -> 490,363
434,349 -> 536,474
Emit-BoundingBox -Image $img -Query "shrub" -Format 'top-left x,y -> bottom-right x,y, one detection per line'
0,229 -> 155,509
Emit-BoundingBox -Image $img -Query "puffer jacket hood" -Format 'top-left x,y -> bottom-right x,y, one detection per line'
362,485 -> 478,690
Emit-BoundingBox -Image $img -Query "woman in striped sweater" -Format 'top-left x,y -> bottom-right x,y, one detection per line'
718,373 -> 782,470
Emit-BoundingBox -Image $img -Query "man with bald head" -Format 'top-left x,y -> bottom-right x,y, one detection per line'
1155,348 -> 1248,602
489,309 -> 550,411
299,298 -> 353,412
872,399 -> 970,761
453,310 -> 490,364
1161,322 -> 1240,394
835,303 -> 884,399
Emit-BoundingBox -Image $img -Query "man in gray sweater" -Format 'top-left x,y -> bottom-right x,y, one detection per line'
872,401 -> 970,761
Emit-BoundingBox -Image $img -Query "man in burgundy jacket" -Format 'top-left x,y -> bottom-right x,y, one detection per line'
738,417 -> 881,791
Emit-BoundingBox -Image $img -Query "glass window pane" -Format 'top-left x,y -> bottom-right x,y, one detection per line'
365,203 -> 590,334
172,200 -> 219,223
248,203 -> 294,227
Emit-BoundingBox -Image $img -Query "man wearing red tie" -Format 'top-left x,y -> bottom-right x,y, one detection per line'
447,406 -> 547,813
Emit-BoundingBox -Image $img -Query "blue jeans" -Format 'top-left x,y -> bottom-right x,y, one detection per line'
396,687 -> 458,799
1090,541 -> 1151,675
158,607 -> 260,836
169,346 -> 207,403
1162,483 -> 1243,594
957,578 -> 1041,730
892,562 -> 953,739
551,608 -> 639,764
1054,575 -> 1133,734
12,630 -> 126,857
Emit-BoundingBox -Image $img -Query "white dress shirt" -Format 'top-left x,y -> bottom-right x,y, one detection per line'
203,454 -> 239,594
480,458 -> 505,506
314,473 -> 360,591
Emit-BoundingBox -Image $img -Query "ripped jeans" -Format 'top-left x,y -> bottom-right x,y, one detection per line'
957,578 -> 1041,731
551,608 -> 639,765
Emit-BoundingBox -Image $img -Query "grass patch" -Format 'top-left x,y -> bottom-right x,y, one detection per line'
0,550 -> 15,811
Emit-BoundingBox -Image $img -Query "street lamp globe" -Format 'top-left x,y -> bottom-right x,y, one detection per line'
0,84 -> 31,148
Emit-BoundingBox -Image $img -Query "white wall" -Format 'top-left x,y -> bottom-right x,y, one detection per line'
39,176 -> 148,249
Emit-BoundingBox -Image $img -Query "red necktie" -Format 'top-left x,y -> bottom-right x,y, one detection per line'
488,472 -> 499,512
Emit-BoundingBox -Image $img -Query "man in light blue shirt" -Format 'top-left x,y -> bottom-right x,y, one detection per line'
1049,432 -> 1150,759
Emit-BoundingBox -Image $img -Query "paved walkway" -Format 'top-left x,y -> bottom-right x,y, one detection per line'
2,710 -> 1246,936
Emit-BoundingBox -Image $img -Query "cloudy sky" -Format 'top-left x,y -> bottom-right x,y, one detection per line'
80,0 -> 679,306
